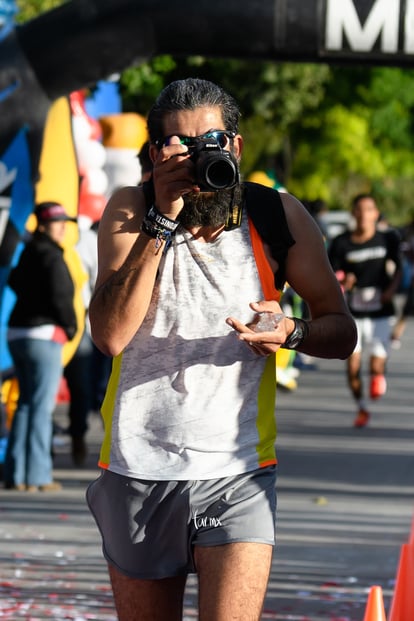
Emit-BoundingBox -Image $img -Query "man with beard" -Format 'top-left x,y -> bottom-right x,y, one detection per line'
87,78 -> 356,621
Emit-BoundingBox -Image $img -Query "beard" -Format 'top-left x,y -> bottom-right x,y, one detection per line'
178,183 -> 243,228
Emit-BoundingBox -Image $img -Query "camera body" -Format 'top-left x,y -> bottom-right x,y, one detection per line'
189,138 -> 240,192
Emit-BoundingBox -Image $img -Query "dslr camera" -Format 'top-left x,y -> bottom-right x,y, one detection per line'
189,138 -> 240,192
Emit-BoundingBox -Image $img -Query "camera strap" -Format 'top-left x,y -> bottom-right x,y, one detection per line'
224,187 -> 243,231
243,181 -> 295,292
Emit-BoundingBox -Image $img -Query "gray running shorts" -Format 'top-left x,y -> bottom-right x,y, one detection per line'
86,465 -> 277,579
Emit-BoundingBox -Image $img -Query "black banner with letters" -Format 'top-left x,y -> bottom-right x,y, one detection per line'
14,0 -> 414,101
1,0 -> 414,173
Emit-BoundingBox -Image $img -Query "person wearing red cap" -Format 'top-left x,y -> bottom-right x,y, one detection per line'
3,201 -> 77,491
34,202 -> 77,224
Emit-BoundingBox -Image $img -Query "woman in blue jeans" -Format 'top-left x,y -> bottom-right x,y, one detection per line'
4,202 -> 77,492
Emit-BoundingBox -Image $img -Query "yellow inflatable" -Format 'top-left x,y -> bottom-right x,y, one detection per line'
35,96 -> 87,366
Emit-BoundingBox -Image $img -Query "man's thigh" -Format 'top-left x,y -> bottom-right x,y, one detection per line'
109,563 -> 187,621
195,542 -> 273,621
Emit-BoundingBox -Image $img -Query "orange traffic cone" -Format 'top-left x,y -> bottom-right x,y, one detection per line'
388,544 -> 414,621
362,585 -> 386,621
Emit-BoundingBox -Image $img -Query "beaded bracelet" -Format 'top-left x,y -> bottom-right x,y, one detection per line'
141,218 -> 175,250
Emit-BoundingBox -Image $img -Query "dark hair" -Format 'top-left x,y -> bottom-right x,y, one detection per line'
138,141 -> 152,174
352,193 -> 376,208
147,78 -> 241,144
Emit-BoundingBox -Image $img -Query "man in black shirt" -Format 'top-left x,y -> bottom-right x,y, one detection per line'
329,194 -> 402,427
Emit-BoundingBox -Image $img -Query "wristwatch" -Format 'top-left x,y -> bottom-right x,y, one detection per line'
283,318 -> 309,350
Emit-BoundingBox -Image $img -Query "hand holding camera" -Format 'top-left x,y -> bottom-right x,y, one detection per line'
158,130 -> 240,192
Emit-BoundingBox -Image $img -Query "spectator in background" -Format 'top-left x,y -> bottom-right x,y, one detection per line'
4,202 -> 77,491
329,194 -> 402,428
391,213 -> 414,348
89,218 -> 113,413
64,222 -> 99,466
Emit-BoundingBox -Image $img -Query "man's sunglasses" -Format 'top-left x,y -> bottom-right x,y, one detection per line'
155,130 -> 236,149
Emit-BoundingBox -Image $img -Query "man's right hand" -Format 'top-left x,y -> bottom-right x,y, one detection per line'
151,135 -> 197,220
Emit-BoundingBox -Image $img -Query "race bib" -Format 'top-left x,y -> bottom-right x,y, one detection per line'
350,287 -> 382,312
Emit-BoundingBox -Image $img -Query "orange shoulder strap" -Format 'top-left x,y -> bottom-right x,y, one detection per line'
248,216 -> 281,302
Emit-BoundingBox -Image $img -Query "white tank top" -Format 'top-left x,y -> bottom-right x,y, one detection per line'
99,213 -> 278,480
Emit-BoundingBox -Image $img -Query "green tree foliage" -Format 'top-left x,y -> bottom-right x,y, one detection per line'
15,0 -> 66,22
13,2 -> 414,223
271,64 -> 414,222
121,57 -> 414,222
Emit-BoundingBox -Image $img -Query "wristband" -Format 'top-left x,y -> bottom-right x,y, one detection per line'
147,204 -> 179,232
141,218 -> 175,250
283,317 -> 309,350
141,204 -> 179,250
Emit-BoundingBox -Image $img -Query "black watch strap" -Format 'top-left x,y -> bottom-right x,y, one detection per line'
283,317 -> 309,350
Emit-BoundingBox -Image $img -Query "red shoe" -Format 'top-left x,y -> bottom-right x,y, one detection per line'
354,409 -> 370,428
370,375 -> 387,400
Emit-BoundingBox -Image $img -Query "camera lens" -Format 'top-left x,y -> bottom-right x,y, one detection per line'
196,152 -> 238,190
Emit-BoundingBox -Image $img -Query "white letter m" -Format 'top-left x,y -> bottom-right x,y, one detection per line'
325,0 -> 400,53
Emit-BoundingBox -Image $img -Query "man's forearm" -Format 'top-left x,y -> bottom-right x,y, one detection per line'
296,313 -> 357,360
90,234 -> 164,356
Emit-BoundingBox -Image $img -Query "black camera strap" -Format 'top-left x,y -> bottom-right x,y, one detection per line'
243,181 -> 295,291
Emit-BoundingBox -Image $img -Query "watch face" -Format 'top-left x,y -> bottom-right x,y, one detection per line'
285,320 -> 304,349
288,333 -> 301,349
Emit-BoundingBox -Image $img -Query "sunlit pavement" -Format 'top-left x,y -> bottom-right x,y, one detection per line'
1,317 -> 413,620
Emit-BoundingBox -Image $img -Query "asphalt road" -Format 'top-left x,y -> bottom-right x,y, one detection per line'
0,317 -> 413,620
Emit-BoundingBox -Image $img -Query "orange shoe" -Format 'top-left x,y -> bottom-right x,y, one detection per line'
370,375 -> 387,400
354,409 -> 370,428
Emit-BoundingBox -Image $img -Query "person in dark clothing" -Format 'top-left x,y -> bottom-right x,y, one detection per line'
64,223 -> 101,466
328,194 -> 402,428
4,202 -> 77,491
391,214 -> 414,347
